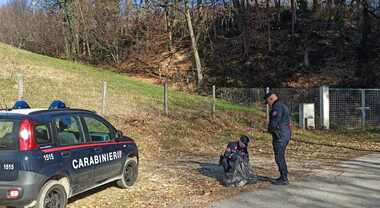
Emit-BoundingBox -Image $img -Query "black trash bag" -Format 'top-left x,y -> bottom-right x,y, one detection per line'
220,152 -> 257,187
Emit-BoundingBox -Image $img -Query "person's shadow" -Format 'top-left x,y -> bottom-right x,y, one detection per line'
181,160 -> 271,185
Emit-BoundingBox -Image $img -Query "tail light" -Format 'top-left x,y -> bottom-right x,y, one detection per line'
18,119 -> 39,151
6,188 -> 21,199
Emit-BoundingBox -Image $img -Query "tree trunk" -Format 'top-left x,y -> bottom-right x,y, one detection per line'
125,0 -> 132,17
63,35 -> 71,58
267,0 -> 272,52
242,15 -> 249,57
78,0 -> 91,58
359,0 -> 371,60
304,47 -> 310,67
164,2 -> 173,52
184,0 -> 203,88
291,0 -> 296,36
61,0 -> 76,59
235,0 -> 249,58
312,0 -> 319,12
277,0 -> 281,23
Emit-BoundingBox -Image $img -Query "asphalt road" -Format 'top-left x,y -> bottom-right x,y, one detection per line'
212,154 -> 380,208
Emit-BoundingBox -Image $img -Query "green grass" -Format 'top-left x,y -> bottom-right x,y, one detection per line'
0,42 -> 262,116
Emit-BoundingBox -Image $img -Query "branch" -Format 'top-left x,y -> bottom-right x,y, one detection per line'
368,9 -> 380,19
361,1 -> 380,19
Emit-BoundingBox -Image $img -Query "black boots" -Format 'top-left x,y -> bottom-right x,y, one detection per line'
272,178 -> 289,185
272,173 -> 289,185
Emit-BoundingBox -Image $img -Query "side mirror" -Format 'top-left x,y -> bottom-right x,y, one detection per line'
116,130 -> 123,138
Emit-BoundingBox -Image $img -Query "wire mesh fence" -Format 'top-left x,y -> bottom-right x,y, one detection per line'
330,88 -> 380,129
270,88 -> 320,124
217,87 -> 380,129
216,87 -> 320,126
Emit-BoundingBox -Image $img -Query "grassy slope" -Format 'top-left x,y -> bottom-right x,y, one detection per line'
0,43 -> 379,207
0,43 -> 260,114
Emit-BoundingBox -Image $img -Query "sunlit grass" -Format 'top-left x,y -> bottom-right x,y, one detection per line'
0,42 -> 262,117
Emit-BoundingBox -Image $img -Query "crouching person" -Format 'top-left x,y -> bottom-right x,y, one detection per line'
219,135 -> 257,187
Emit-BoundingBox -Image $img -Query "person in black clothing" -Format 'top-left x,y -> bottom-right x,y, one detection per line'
264,92 -> 292,185
220,135 -> 250,172
219,135 -> 256,187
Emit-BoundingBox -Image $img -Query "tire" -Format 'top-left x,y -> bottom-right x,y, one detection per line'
35,180 -> 67,208
117,158 -> 138,188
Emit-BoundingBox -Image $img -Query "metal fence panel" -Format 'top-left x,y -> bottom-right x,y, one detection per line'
366,90 -> 380,127
270,88 -> 320,124
329,88 -> 380,128
217,87 -> 380,129
216,87 -> 320,127
329,89 -> 362,129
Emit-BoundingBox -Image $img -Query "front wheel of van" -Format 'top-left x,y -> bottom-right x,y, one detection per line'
36,180 -> 67,208
117,158 -> 138,189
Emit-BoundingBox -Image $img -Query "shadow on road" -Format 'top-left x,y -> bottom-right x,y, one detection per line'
180,160 -> 272,185
68,182 -> 115,204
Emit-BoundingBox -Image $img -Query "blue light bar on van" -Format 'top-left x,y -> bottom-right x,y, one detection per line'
49,100 -> 67,110
13,100 -> 31,109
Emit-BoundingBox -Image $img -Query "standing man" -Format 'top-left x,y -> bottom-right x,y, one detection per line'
264,92 -> 291,185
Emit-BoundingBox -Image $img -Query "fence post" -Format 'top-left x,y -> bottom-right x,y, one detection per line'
360,89 -> 367,128
164,80 -> 168,115
17,74 -> 24,100
212,85 -> 216,118
266,87 -> 270,126
102,81 -> 107,115
319,85 -> 330,129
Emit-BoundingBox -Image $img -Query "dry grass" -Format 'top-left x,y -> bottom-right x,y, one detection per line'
0,43 -> 379,208
66,117 -> 380,208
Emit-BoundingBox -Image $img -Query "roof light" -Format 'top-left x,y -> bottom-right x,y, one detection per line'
49,100 -> 67,110
13,100 -> 31,109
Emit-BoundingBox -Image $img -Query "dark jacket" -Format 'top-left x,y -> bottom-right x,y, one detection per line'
268,100 -> 291,141
224,141 -> 249,160
220,141 -> 249,173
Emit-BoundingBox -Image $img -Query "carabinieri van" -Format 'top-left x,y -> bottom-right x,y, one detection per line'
0,100 -> 138,208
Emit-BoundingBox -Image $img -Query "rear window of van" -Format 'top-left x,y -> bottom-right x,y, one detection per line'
0,120 -> 17,150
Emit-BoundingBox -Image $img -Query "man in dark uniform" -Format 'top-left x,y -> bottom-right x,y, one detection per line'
264,92 -> 291,185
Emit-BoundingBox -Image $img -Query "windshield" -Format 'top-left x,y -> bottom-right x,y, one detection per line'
0,120 -> 17,150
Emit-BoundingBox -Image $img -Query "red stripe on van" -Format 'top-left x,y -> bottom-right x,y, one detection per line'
41,141 -> 134,153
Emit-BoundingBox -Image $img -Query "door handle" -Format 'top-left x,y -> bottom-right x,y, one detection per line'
61,151 -> 71,158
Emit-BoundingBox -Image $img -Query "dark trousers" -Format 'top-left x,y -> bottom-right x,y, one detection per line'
272,138 -> 289,180
220,156 -> 231,172
220,153 -> 249,173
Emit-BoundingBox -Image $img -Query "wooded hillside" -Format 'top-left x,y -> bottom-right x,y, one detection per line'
0,0 -> 379,89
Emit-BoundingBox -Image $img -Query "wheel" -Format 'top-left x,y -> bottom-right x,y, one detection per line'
117,158 -> 138,188
35,180 -> 67,208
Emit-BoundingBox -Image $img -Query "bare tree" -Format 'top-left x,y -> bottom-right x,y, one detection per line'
184,0 -> 203,88
291,0 -> 296,36
267,0 -> 272,51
